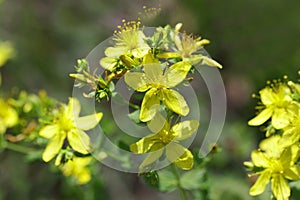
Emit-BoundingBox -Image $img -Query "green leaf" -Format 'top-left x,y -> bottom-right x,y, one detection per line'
128,110 -> 141,124
157,169 -> 178,192
180,169 -> 206,190
143,171 -> 160,188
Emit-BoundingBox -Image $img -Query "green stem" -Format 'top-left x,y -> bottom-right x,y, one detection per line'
128,102 -> 140,110
4,142 -> 34,154
171,164 -> 189,200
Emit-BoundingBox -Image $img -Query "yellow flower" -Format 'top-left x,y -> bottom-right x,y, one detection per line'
125,62 -> 191,122
157,24 -> 222,68
0,99 -> 18,134
279,106 -> 300,147
60,156 -> 92,185
248,136 -> 300,200
0,41 -> 14,67
130,117 -> 199,170
248,83 -> 298,129
100,20 -> 150,71
39,98 -> 102,162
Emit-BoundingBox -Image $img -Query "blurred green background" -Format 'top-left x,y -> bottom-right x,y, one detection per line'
1,0 -> 300,199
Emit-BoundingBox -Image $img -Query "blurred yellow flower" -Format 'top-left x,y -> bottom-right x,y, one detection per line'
100,20 -> 149,71
0,99 -> 18,134
60,156 -> 92,185
39,98 -> 102,162
248,84 -> 298,129
0,41 -> 14,67
130,117 -> 199,170
125,62 -> 191,122
248,136 -> 300,200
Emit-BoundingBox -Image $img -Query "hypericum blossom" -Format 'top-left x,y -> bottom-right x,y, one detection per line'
130,118 -> 199,170
39,98 -> 102,162
0,41 -> 14,67
125,62 -> 191,122
60,156 -> 92,185
100,20 -> 150,71
279,105 -> 300,147
157,23 -> 222,68
246,136 -> 300,200
248,83 -> 298,129
0,99 -> 18,134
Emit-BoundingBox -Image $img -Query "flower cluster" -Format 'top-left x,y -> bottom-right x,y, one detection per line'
245,77 -> 300,200
73,21 -> 222,171
1,19 -> 223,187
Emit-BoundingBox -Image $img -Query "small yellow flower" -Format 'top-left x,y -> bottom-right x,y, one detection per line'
39,98 -> 102,162
130,118 -> 199,170
280,106 -> 300,147
0,99 -> 18,134
248,83 -> 298,129
60,156 -> 92,185
100,20 -> 149,71
248,136 -> 300,200
157,24 -> 222,68
0,41 -> 14,67
125,62 -> 191,122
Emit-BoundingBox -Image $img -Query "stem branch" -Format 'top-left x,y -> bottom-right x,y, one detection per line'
171,164 -> 189,200
4,142 -> 34,154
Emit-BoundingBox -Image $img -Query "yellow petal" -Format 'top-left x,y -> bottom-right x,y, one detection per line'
147,112 -> 167,133
42,133 -> 66,162
271,174 -> 290,200
0,100 -> 18,129
172,120 -> 199,141
68,98 -> 81,119
174,35 -> 182,51
164,61 -> 191,88
139,149 -> 163,170
4,108 -> 18,128
260,87 -> 276,106
251,150 -> 270,168
161,88 -> 189,116
143,52 -> 159,64
100,57 -> 117,71
249,171 -> 271,196
272,109 -> 290,129
68,129 -> 91,154
259,135 -> 282,158
124,72 -> 149,92
75,112 -> 103,131
76,167 -> 91,185
130,134 -> 160,154
196,39 -> 210,47
140,88 -> 160,122
60,157 -> 92,185
143,63 -> 163,83
199,56 -> 222,69
0,120 -> 5,134
104,46 -> 126,57
166,142 -> 194,170
39,124 -> 59,139
284,166 -> 300,180
280,147 -> 292,169
132,48 -> 149,58
0,41 -> 14,67
156,52 -> 181,59
248,108 -> 273,126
